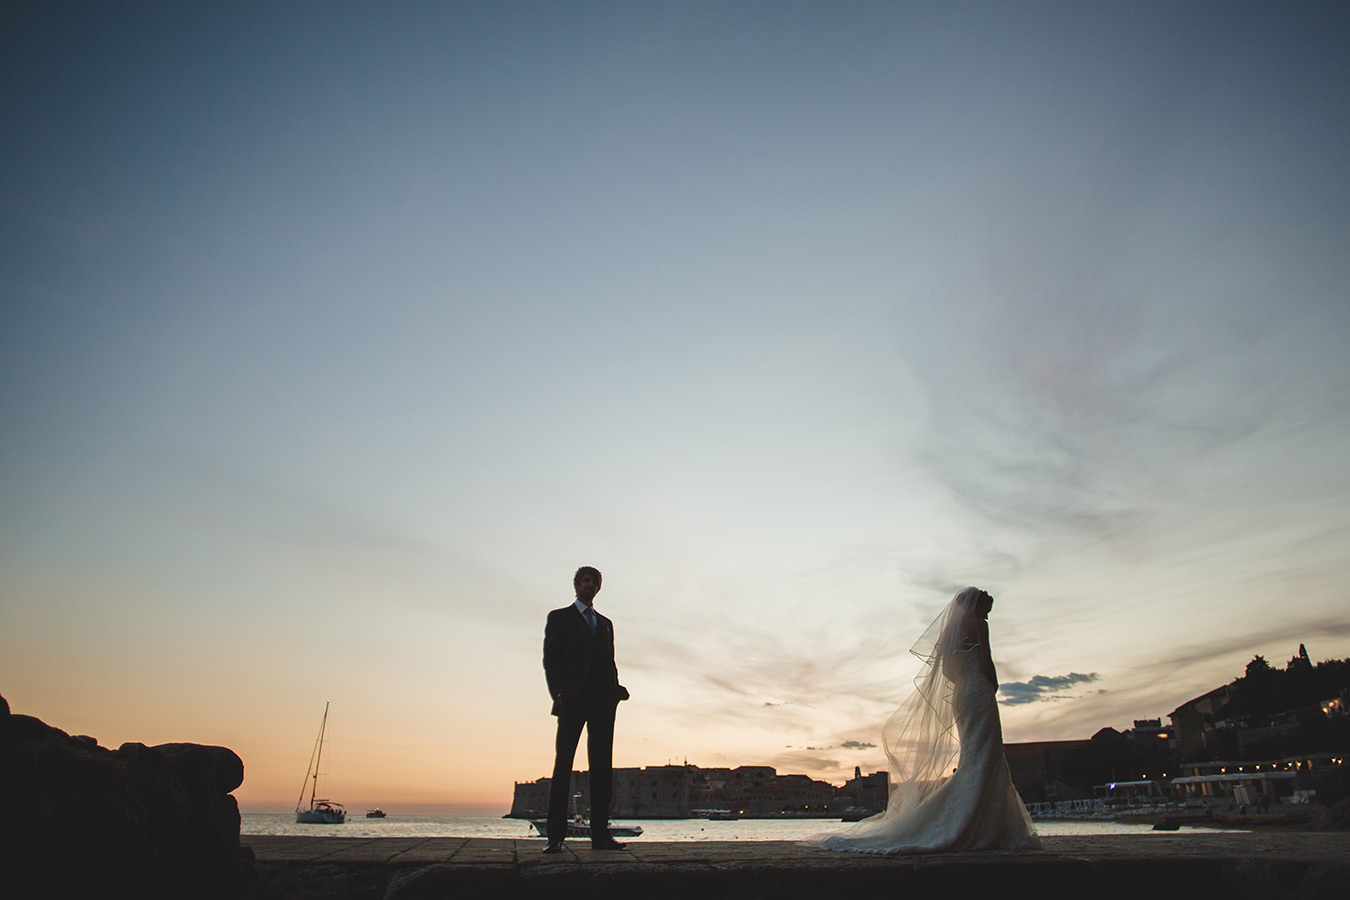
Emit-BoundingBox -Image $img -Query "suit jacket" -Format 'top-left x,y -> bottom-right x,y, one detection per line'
543,604 -> 628,717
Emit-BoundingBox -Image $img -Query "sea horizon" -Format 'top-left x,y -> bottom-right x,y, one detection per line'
242,813 -> 1244,841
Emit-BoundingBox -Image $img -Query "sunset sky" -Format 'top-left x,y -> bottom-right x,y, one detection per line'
3,2 -> 1348,815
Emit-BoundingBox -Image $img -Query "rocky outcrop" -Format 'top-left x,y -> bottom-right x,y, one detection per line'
0,693 -> 253,899
1313,763 -> 1350,830
1320,796 -> 1350,830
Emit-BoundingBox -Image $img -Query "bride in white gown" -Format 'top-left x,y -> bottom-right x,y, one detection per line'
810,587 -> 1040,853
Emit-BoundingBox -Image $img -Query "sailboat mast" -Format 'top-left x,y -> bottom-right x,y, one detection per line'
296,701 -> 331,813
309,701 -> 329,809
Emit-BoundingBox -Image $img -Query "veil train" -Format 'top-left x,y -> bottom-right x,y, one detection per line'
808,587 -> 1040,854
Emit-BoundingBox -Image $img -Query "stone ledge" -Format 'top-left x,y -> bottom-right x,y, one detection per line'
244,834 -> 1350,900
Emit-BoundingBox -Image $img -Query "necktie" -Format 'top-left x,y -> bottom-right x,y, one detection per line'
584,608 -> 597,634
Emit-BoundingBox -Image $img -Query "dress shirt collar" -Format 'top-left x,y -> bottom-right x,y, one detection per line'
572,599 -> 596,617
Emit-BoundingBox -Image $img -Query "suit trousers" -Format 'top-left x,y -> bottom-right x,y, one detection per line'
547,700 -> 616,840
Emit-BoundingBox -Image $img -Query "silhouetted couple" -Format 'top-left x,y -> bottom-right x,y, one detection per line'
541,570 -> 1038,855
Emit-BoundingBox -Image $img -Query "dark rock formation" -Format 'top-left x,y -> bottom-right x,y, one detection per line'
0,693 -> 254,899
1320,796 -> 1350,830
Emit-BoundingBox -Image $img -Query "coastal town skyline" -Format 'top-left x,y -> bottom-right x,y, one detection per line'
4,3 -> 1349,815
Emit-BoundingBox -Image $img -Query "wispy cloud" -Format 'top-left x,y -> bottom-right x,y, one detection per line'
999,672 -> 1100,706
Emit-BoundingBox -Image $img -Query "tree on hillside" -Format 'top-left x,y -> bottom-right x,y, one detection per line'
1226,650 -> 1349,723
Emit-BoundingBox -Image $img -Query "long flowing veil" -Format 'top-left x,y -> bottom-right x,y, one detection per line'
807,587 -> 986,847
880,587 -> 983,810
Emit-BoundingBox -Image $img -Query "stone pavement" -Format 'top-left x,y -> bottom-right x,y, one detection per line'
243,833 -> 1350,899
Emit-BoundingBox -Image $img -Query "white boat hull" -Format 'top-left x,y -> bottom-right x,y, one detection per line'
296,800 -> 347,824
529,819 -> 643,840
296,809 -> 345,824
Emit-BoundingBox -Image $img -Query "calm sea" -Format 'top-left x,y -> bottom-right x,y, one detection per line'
241,814 -> 1241,840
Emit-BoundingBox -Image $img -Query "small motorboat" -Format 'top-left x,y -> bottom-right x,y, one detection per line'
529,817 -> 644,840
529,792 -> 643,840
365,808 -> 387,818
840,808 -> 877,822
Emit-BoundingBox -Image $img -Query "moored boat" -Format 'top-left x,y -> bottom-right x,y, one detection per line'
295,702 -> 346,825
528,817 -> 644,840
693,808 -> 739,821
296,800 -> 347,824
528,791 -> 642,840
840,808 -> 877,822
366,808 -> 387,818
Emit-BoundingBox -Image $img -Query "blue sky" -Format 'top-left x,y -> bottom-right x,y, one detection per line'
3,2 -> 1348,812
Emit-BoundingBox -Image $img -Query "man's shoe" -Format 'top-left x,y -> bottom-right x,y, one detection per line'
542,841 -> 564,854
591,836 -> 626,850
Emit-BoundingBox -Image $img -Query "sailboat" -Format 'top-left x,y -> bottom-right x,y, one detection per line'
295,701 -> 346,824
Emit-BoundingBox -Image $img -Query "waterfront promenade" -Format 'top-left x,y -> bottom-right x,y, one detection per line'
244,832 -> 1349,899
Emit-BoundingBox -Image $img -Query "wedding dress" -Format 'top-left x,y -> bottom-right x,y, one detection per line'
810,588 -> 1040,854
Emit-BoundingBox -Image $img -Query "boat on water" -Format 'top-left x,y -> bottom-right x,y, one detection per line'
295,702 -> 346,825
1152,811 -> 1313,831
365,808 -> 387,818
529,793 -> 643,840
692,808 -> 740,821
528,817 -> 644,840
297,800 -> 346,825
840,808 -> 877,822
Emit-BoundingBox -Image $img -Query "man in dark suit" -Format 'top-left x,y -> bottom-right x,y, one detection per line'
541,565 -> 629,852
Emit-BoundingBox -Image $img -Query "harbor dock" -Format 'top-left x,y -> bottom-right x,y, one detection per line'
244,832 -> 1349,899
